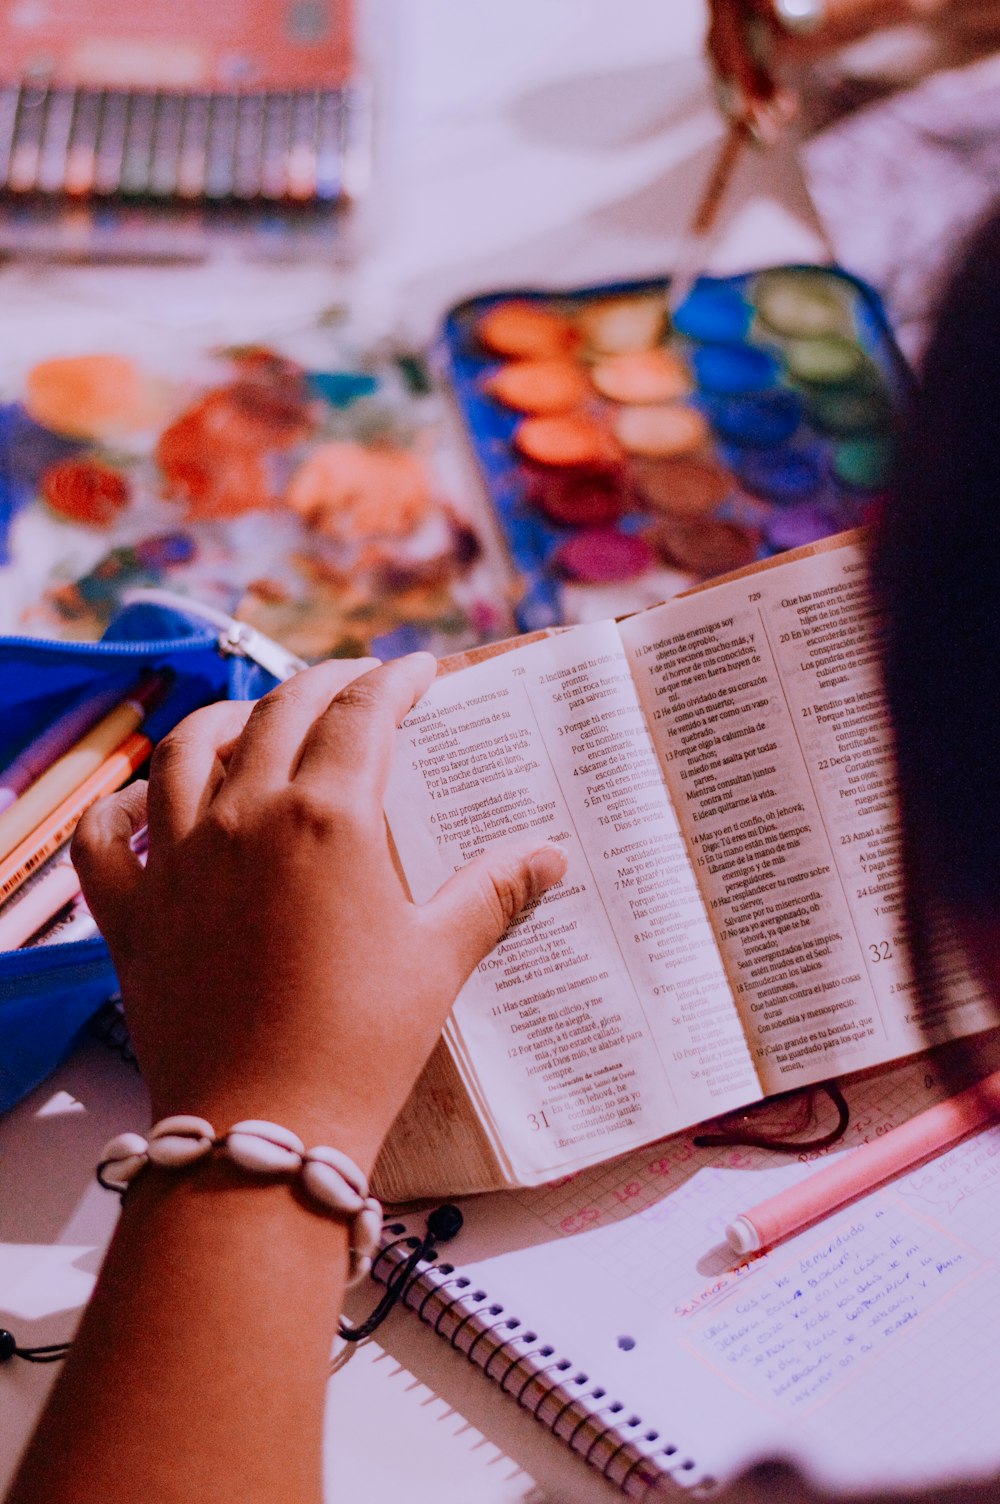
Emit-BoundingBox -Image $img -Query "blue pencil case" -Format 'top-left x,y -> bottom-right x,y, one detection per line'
0,599 -> 297,1114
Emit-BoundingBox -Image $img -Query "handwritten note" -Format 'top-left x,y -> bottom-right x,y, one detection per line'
682,1203 -> 977,1414
901,1130 -> 1000,1216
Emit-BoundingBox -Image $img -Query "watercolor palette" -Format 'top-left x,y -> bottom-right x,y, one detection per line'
443,267 -> 910,631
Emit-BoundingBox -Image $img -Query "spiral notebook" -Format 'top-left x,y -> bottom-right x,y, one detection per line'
370,1055 -> 1000,1500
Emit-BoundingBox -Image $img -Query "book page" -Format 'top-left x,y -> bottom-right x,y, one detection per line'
619,537 -> 995,1093
384,620 -> 759,1186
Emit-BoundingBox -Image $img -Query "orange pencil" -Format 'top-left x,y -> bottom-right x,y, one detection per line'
726,1069 -> 1000,1255
0,731 -> 151,907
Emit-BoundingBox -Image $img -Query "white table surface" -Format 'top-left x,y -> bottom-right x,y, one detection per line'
0,3 -> 827,1498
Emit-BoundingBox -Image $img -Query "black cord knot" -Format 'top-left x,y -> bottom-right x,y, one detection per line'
340,1204 -> 463,1345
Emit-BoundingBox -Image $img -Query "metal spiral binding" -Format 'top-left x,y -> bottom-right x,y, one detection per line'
372,1221 -> 716,1499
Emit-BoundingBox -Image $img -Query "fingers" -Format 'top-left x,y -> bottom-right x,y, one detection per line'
422,836 -> 568,986
72,780 -> 149,950
218,658 -> 381,792
140,654 -> 429,851
292,653 -> 438,798
707,0 -> 787,140
145,700 -> 257,849
750,88 -> 797,144
707,0 -> 766,105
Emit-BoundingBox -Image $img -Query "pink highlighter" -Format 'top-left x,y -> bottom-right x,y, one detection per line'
727,1068 -> 1000,1256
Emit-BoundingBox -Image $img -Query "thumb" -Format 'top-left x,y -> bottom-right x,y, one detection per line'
71,780 -> 148,954
423,836 -> 568,985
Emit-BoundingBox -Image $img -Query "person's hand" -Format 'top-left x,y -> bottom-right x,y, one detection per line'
705,0 -> 913,141
72,655 -> 567,1173
706,0 -> 798,143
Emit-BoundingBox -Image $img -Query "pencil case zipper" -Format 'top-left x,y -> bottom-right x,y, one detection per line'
0,598 -> 305,682
120,588 -> 307,682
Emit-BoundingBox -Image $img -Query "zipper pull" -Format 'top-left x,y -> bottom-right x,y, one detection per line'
120,588 -> 307,683
215,620 -> 307,683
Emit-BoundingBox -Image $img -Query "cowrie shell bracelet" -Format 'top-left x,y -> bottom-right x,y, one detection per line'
98,1116 -> 382,1285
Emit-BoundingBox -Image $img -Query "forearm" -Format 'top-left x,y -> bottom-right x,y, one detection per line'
7,654 -> 561,1504
8,1163 -> 348,1504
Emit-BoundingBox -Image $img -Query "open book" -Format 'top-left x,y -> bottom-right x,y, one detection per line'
374,532 -> 993,1201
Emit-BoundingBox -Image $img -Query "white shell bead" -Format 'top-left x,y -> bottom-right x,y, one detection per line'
149,1115 -> 215,1143
300,1159 -> 364,1215
353,1200 -> 383,1259
226,1133 -> 301,1174
103,1153 -> 147,1187
305,1146 -> 368,1199
229,1121 -> 304,1156
101,1131 -> 149,1164
147,1133 -> 214,1167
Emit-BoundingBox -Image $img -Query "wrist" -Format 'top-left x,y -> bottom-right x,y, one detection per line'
118,1154 -> 353,1259
102,1114 -> 385,1285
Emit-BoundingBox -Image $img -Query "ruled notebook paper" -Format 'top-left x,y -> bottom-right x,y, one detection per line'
374,1056 -> 1000,1497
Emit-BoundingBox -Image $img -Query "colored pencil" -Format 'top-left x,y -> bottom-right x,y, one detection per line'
149,92 -> 183,198
232,94 -> 263,199
93,88 -> 129,196
261,92 -> 291,200
9,83 -> 47,194
0,84 -> 19,190
0,730 -> 151,907
37,87 -> 76,195
177,93 -> 211,199
315,90 -> 343,202
65,87 -> 102,196
0,854 -> 81,950
205,92 -> 238,200
0,677 -> 131,809
121,90 -> 157,196
29,899 -> 99,948
0,674 -> 165,864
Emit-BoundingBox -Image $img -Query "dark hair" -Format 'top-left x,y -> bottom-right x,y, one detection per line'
871,206 -> 1000,918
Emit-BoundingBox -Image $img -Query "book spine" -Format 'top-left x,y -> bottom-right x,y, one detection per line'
373,1224 -> 713,1500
